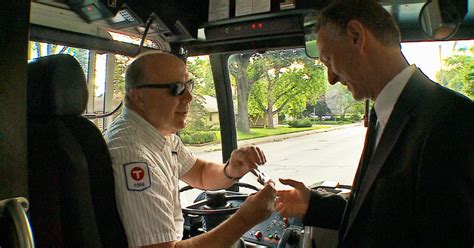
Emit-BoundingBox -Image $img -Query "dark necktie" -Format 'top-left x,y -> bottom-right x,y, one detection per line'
339,107 -> 378,237
360,107 -> 378,173
352,107 -> 378,195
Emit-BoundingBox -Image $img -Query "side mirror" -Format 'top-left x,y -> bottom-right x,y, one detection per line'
304,12 -> 319,58
418,0 -> 466,40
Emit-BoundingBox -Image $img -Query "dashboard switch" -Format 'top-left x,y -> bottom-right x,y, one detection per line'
283,217 -> 289,227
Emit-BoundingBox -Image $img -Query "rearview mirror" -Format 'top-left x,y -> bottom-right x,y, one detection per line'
304,12 -> 319,58
418,0 -> 465,40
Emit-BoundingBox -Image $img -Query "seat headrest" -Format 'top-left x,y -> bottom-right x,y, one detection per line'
28,54 -> 88,116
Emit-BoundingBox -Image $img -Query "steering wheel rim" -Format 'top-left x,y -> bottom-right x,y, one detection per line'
180,182 -> 260,216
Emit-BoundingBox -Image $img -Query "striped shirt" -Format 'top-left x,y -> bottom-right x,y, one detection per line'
104,107 -> 196,247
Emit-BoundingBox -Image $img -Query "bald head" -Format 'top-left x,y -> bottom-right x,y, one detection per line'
123,52 -> 192,134
125,52 -> 186,91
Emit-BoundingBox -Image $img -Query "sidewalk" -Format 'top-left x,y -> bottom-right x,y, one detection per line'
187,122 -> 363,154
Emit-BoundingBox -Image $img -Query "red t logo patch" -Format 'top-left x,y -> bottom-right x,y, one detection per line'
131,167 -> 145,181
124,162 -> 151,191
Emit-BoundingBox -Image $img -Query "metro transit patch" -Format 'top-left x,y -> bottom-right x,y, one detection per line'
123,162 -> 151,191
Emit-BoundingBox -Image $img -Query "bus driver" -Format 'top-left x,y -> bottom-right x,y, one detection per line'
105,52 -> 276,248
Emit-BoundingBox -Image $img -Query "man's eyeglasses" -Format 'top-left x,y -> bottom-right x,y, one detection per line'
135,79 -> 194,96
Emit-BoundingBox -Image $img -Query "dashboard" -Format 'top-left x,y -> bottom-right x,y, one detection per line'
243,212 -> 304,247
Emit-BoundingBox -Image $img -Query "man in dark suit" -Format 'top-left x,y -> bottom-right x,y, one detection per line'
275,0 -> 474,247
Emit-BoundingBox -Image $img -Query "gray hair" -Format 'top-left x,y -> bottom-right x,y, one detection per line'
315,0 -> 401,46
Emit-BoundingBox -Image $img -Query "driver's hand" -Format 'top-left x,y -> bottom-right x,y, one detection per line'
235,181 -> 276,227
227,146 -> 267,177
275,178 -> 311,218
227,146 -> 266,178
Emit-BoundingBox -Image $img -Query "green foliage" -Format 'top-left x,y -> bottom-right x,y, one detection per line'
287,118 -> 313,128
180,130 -> 217,144
210,125 -> 220,131
248,80 -> 266,118
229,49 -> 329,130
190,94 -> 209,128
247,49 -> 328,123
187,56 -> 216,96
326,84 -> 364,117
437,47 -> 474,99
186,57 -> 212,131
113,55 -> 133,106
350,114 -> 363,121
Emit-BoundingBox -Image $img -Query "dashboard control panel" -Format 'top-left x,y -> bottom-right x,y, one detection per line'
242,212 -> 303,247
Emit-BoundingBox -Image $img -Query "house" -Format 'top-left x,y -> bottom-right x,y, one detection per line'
203,95 -> 219,126
250,113 -> 279,127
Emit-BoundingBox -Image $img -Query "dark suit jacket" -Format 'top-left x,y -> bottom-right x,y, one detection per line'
303,69 -> 474,247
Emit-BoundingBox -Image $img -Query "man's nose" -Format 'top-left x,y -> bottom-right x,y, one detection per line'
327,70 -> 339,85
181,88 -> 193,103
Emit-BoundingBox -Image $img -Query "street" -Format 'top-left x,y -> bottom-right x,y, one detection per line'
193,124 -> 366,189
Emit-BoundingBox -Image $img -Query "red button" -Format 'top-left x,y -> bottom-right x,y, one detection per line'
255,231 -> 263,239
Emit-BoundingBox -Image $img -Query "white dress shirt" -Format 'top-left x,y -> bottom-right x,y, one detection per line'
374,65 -> 416,147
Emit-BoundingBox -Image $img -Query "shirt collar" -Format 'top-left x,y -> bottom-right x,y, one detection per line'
122,106 -> 170,151
374,65 -> 416,129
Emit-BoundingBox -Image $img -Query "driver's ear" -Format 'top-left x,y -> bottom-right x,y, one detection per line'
128,89 -> 145,109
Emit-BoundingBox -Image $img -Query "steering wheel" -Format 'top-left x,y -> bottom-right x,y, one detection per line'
179,182 -> 260,216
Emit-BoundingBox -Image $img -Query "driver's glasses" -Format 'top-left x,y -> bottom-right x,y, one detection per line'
135,79 -> 194,96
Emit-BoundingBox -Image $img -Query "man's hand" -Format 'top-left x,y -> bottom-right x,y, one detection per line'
235,182 -> 276,227
276,178 -> 311,218
226,146 -> 267,178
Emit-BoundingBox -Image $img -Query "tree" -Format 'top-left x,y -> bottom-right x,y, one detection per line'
437,46 -> 474,99
185,56 -> 213,130
247,49 -> 327,128
228,53 -> 264,133
112,55 -> 132,107
326,84 -> 364,118
303,96 -> 332,118
187,56 -> 215,96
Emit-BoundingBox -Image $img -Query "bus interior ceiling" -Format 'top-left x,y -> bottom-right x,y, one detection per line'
30,0 -> 474,57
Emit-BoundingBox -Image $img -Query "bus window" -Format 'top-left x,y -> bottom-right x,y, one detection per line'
29,41 -> 90,74
184,40 -> 474,190
402,40 -> 474,99
28,35 -> 165,131
28,41 -> 121,130
181,55 -> 222,152
222,48 -> 365,188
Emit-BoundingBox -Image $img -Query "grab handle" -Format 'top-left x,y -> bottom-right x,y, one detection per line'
0,197 -> 35,248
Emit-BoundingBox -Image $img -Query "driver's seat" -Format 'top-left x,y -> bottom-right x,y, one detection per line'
27,54 -> 127,247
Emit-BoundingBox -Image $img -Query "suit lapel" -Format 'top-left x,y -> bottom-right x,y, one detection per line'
342,70 -> 428,241
342,113 -> 411,241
